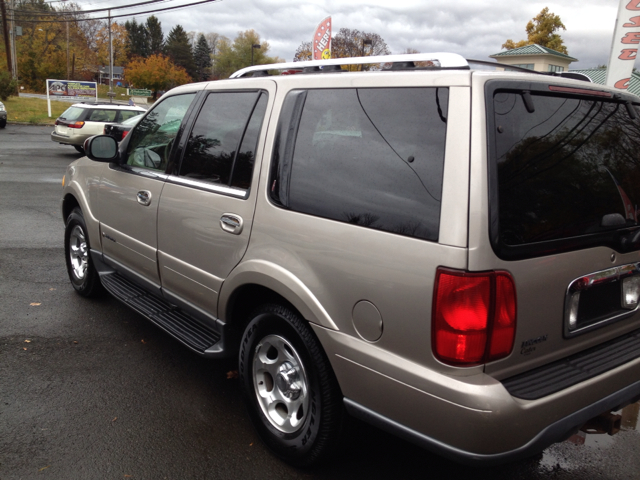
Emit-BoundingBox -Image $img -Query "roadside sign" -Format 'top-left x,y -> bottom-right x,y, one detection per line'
129,89 -> 152,97
46,79 -> 98,117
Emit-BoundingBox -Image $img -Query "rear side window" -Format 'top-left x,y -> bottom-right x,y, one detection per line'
178,91 -> 267,192
270,87 -> 449,241
488,82 -> 640,258
87,109 -> 117,122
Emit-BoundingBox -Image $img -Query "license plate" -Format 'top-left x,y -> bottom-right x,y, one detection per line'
57,126 -> 68,135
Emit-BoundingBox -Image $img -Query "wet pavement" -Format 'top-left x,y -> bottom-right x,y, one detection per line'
1,125 -> 639,479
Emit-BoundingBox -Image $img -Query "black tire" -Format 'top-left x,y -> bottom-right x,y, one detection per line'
74,145 -> 85,154
239,304 -> 345,467
64,207 -> 103,297
0,120 -> 6,129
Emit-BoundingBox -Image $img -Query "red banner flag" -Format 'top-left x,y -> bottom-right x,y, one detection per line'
313,16 -> 332,61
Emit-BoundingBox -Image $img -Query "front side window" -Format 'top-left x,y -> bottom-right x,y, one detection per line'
125,93 -> 196,171
270,87 -> 449,241
489,84 -> 640,257
178,91 -> 267,191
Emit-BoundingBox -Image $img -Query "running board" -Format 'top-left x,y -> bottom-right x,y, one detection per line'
100,272 -> 225,357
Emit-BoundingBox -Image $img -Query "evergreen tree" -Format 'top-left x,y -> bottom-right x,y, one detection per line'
124,18 -> 149,58
193,33 -> 212,82
146,16 -> 164,55
164,25 -> 197,79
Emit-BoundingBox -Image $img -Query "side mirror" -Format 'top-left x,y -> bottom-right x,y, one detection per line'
84,135 -> 119,163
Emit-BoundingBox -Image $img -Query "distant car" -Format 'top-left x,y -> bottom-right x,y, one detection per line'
0,101 -> 7,128
103,114 -> 144,143
51,103 -> 145,153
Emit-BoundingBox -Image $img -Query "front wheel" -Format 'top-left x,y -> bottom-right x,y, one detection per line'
239,304 -> 345,467
0,120 -> 6,129
64,207 -> 102,297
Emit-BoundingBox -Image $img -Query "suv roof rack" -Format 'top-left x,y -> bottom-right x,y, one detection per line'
466,59 -> 592,83
230,53 -> 469,78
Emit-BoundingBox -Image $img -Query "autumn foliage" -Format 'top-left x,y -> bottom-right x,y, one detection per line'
126,54 -> 191,99
502,7 -> 569,54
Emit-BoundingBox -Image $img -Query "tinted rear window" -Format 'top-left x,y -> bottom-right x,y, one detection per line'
59,106 -> 85,121
270,87 -> 449,241
490,85 -> 640,254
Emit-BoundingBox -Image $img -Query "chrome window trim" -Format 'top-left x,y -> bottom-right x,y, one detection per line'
108,163 -> 169,180
166,174 -> 248,199
564,262 -> 640,337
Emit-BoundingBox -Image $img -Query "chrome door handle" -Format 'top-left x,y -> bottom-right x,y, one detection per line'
137,190 -> 152,206
220,213 -> 243,235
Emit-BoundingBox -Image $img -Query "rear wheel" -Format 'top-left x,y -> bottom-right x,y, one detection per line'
74,145 -> 85,154
239,304 -> 345,467
64,207 -> 102,297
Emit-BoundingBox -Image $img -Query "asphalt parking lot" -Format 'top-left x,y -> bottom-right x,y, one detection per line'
1,125 -> 639,479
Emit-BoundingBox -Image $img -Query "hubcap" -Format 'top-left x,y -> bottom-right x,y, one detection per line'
69,225 -> 88,281
253,334 -> 309,433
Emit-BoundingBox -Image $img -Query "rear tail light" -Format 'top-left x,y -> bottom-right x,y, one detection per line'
433,268 -> 516,366
67,121 -> 85,129
122,130 -> 129,141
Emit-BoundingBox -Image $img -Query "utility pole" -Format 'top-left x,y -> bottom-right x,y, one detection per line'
108,9 -> 114,103
0,0 -> 13,75
10,0 -> 16,80
62,0 -> 69,79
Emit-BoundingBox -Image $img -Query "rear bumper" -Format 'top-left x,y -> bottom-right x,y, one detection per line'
312,325 -> 640,465
345,379 -> 640,465
51,131 -> 92,146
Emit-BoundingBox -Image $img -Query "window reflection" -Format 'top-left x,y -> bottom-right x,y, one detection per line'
275,87 -> 448,242
495,92 -> 640,245
179,91 -> 266,191
126,93 -> 195,171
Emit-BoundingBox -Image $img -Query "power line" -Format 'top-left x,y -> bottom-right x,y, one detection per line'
10,0 -> 178,17
7,0 -> 220,23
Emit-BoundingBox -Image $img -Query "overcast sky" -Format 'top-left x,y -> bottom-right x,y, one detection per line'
66,0 -> 627,69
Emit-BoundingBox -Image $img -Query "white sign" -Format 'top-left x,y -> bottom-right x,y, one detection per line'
606,0 -> 640,90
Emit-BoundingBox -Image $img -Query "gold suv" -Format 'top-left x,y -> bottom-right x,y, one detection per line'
61,54 -> 640,467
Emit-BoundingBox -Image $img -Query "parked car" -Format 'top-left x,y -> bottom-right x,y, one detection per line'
0,101 -> 6,128
61,53 -> 640,468
103,114 -> 144,143
52,103 -> 145,153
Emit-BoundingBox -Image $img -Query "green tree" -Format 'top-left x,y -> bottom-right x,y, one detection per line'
502,8 -> 568,54
146,16 -> 164,56
165,25 -> 196,79
0,71 -> 18,100
193,33 -> 212,82
213,29 -> 282,79
205,32 -> 226,78
125,19 -> 149,59
126,54 -> 191,99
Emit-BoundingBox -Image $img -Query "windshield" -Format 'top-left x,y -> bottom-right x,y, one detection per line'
491,88 -> 640,250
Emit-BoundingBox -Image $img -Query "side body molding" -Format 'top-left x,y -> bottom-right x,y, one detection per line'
218,259 -> 339,331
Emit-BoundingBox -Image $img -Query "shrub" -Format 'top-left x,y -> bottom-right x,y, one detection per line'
0,71 -> 18,101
